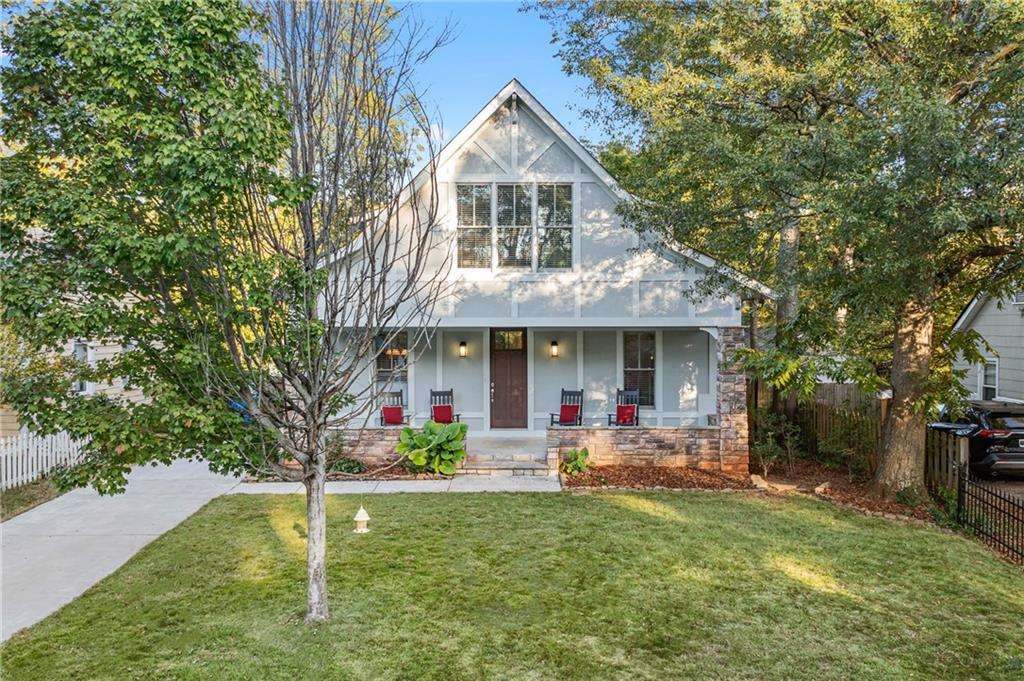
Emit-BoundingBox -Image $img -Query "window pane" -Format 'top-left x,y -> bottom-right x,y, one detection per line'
624,370 -> 654,407
983,386 -> 996,400
983,362 -> 997,386
537,184 -> 554,226
457,184 -> 490,226
539,227 -> 572,268
493,330 -> 524,350
497,184 -> 531,226
497,227 -> 531,267
639,332 -> 655,369
554,185 -> 573,225
624,332 -> 655,369
458,228 -> 491,267
624,332 -> 638,368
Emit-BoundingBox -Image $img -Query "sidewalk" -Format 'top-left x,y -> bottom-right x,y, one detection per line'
1,462 -> 560,641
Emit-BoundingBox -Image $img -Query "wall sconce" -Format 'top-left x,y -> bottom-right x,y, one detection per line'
458,341 -> 468,358
550,341 -> 559,358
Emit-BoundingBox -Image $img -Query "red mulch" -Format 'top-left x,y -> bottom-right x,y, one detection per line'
563,465 -> 753,491
752,457 -> 934,521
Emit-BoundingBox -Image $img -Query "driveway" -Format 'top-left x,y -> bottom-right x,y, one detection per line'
1,459 -> 239,641
990,476 -> 1024,501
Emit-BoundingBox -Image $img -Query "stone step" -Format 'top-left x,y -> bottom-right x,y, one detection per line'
463,459 -> 548,470
466,452 -> 543,463
459,466 -> 558,477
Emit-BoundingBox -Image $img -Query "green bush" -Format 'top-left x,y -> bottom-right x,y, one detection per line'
753,409 -> 801,478
396,420 -> 468,476
560,447 -> 590,476
329,457 -> 366,475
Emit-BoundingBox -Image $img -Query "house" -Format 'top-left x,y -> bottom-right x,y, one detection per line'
343,80 -> 770,475
953,291 -> 1024,403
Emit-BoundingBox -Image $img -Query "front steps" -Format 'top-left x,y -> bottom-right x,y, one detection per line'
461,452 -> 554,477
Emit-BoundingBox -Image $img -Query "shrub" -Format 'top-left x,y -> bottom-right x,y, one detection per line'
560,447 -> 589,476
329,457 -> 366,475
752,409 -> 800,478
396,420 -> 468,476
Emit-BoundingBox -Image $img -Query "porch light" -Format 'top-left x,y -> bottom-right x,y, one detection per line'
353,506 -> 370,534
550,341 -> 559,358
458,341 -> 468,358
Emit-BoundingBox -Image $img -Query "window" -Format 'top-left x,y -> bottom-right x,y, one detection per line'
457,184 -> 491,268
1013,291 -> 1024,305
624,331 -> 655,407
375,332 -> 408,404
455,182 -> 574,270
492,329 -> 524,350
497,184 -> 532,267
538,184 -> 573,269
981,359 -> 997,400
72,340 -> 90,395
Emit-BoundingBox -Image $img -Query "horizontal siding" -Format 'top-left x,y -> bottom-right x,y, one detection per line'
955,297 -> 1024,401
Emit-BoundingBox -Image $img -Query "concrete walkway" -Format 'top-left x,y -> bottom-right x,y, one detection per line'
1,461 -> 560,641
1,459 -> 239,641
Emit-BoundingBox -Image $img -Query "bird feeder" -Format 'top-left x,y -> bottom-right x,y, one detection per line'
353,506 -> 370,534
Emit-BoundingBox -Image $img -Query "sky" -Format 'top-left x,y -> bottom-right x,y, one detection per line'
403,1 -> 600,146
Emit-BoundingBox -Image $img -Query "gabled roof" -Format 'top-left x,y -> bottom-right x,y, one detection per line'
953,295 -> 985,332
405,79 -> 774,298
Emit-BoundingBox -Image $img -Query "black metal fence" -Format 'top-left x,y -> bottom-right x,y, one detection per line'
957,467 -> 1024,564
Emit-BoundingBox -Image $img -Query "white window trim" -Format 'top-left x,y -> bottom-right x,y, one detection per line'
72,340 -> 95,396
1012,291 -> 1024,306
979,358 -> 998,400
455,181 -> 574,274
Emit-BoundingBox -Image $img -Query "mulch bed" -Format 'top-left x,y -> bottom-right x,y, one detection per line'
563,465 -> 753,491
754,457 -> 935,521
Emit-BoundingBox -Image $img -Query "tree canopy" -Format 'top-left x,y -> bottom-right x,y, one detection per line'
535,0 -> 1024,495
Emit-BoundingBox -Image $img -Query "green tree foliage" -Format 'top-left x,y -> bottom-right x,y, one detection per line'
534,0 -> 1023,497
1,0 -> 294,492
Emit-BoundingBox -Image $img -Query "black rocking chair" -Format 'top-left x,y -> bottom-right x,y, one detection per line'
550,389 -> 583,426
379,391 -> 408,426
429,389 -> 461,424
607,389 -> 640,426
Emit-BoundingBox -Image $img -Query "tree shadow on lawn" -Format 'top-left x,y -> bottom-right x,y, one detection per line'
2,491 -> 1022,681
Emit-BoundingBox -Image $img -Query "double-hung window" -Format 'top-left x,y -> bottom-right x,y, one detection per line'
624,331 -> 656,407
537,184 -> 573,269
456,184 -> 492,268
375,332 -> 409,404
981,359 -> 998,400
455,182 -> 574,270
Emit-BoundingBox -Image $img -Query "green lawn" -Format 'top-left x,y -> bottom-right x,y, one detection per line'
3,492 -> 1022,680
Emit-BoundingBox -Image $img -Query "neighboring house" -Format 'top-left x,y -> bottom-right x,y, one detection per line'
345,80 -> 770,473
953,291 -> 1024,403
0,339 -> 143,438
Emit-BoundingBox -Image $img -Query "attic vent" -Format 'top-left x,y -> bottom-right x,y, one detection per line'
511,93 -> 518,125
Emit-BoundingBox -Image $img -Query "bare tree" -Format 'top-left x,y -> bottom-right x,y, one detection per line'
216,1 -> 452,622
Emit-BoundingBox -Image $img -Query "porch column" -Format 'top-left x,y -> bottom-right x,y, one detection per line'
715,327 -> 750,474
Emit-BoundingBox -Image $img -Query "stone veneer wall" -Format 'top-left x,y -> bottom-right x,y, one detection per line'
547,326 -> 750,475
328,428 -> 403,467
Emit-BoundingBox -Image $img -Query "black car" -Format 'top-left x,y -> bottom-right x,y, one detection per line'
930,401 -> 1024,476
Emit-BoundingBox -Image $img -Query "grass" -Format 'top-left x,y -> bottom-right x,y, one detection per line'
2,491 -> 1022,680
1,477 -> 60,521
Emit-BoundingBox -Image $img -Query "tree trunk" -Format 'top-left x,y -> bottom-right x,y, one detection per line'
774,214 -> 800,422
872,298 -> 934,499
304,464 -> 329,623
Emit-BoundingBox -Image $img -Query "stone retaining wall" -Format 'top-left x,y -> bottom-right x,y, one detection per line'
328,427 -> 403,467
546,425 -> 729,470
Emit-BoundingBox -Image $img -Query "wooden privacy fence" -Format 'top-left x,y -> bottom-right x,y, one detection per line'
0,430 -> 85,490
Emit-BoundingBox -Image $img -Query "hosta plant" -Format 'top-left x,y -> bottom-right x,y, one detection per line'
396,420 -> 468,476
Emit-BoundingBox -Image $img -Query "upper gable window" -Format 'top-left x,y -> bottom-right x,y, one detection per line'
456,182 -> 574,271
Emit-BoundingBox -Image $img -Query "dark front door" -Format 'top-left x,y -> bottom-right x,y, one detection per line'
490,328 -> 528,428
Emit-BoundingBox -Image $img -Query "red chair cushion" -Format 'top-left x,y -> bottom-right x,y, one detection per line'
431,404 -> 454,424
559,404 -> 580,424
381,405 -> 404,426
616,404 -> 637,426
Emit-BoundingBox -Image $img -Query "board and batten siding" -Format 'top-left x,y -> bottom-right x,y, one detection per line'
954,295 -> 1024,402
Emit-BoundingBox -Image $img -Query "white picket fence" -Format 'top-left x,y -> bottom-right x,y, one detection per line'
0,430 -> 86,490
